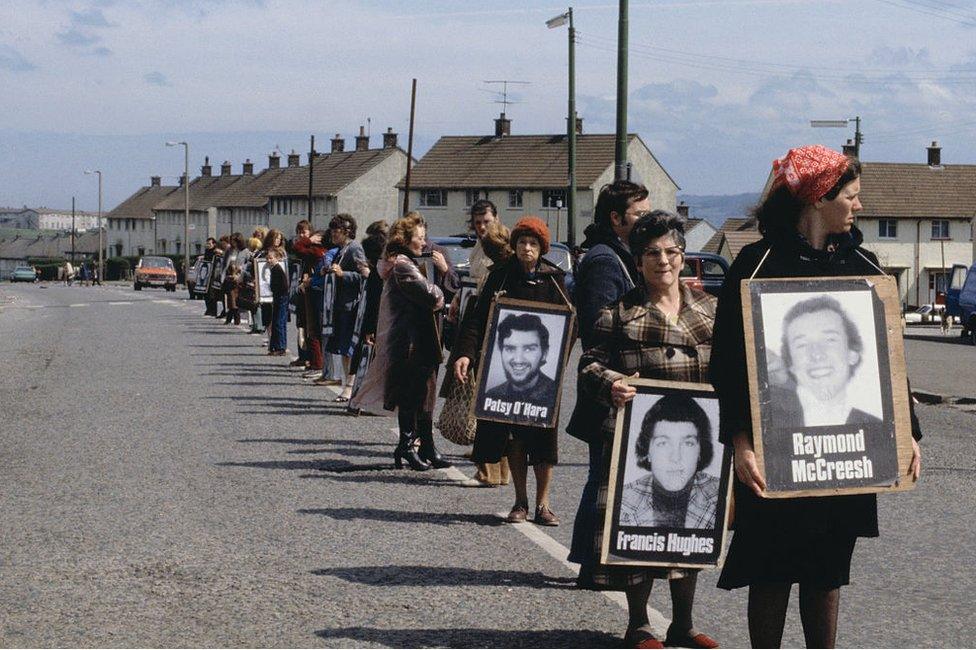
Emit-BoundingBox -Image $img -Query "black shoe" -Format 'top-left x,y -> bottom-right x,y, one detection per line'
417,423 -> 452,469
394,432 -> 430,471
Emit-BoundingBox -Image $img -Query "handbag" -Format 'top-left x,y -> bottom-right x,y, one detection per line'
437,371 -> 477,445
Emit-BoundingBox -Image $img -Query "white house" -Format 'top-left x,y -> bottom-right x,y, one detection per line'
103,176 -> 179,257
398,115 -> 680,244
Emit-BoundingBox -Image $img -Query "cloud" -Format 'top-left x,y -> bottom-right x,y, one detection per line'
144,71 -> 171,86
57,28 -> 101,47
0,45 -> 37,72
91,46 -> 113,57
867,45 -> 932,68
70,8 -> 113,28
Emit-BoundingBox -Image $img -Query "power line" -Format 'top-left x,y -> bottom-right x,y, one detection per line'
872,0 -> 976,26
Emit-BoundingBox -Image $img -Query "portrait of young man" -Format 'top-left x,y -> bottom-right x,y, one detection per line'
766,294 -> 882,429
618,393 -> 719,530
484,312 -> 559,408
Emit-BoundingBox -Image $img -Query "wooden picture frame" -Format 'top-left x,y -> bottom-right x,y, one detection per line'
206,253 -> 224,297
741,275 -> 916,498
470,296 -> 575,429
253,258 -> 279,305
457,278 -> 479,323
601,379 -> 733,569
193,260 -> 213,295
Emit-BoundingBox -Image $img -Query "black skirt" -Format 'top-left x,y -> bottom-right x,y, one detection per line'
472,421 -> 558,466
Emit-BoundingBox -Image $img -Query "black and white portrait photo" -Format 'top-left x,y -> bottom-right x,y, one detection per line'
472,298 -> 573,429
743,277 -> 910,495
457,279 -> 478,322
602,381 -> 732,568
194,260 -> 213,295
254,258 -> 284,304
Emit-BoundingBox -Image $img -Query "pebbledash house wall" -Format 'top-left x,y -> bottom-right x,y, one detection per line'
859,216 -> 973,307
401,138 -> 677,243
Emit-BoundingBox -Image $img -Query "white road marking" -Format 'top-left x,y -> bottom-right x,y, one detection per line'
152,299 -> 177,304
69,303 -> 88,308
108,301 -> 132,305
386,426 -> 671,636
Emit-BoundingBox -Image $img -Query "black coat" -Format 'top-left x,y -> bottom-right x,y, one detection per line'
454,256 -> 572,365
711,225 -> 921,537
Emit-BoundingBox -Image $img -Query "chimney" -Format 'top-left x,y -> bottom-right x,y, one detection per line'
566,116 -> 583,135
842,138 -> 857,157
268,152 -> 280,169
201,156 -> 212,177
220,160 -> 232,176
927,140 -> 942,167
383,127 -> 398,149
242,159 -> 254,175
494,112 -> 511,137
331,133 -> 345,153
150,176 -> 161,187
179,173 -> 187,187
355,125 -> 369,151
287,150 -> 300,167
677,201 -> 689,218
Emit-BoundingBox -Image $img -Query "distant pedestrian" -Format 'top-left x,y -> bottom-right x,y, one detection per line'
91,262 -> 101,286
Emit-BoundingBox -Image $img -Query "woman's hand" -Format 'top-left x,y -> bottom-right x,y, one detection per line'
331,263 -> 344,278
733,432 -> 766,497
364,333 -> 375,346
309,233 -> 323,244
431,250 -> 449,274
454,357 -> 471,383
610,372 -> 639,408
909,438 -> 921,481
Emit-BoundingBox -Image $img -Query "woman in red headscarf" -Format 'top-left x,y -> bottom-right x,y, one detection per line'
710,145 -> 922,648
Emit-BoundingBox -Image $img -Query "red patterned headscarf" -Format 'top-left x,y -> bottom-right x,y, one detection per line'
772,145 -> 850,205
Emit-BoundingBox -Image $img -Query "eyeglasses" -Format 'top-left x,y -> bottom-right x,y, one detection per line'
643,246 -> 685,262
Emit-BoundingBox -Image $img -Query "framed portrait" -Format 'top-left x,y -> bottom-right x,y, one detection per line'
417,253 -> 436,284
320,272 -> 337,338
471,297 -> 575,429
253,258 -> 281,305
601,380 -> 733,569
458,278 -> 479,322
206,254 -> 224,296
741,275 -> 916,498
193,260 -> 213,295
288,261 -> 302,314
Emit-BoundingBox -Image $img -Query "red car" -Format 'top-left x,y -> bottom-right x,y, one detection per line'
134,256 -> 177,292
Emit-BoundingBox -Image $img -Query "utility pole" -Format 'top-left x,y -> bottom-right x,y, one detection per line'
403,78 -> 417,216
614,0 -> 629,180
166,141 -> 191,282
547,7 -> 577,247
71,197 -> 76,263
308,134 -> 316,228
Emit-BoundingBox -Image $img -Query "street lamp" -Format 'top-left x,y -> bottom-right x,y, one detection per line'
547,7 -> 577,247
83,169 -> 103,282
810,116 -> 863,157
166,140 -> 190,283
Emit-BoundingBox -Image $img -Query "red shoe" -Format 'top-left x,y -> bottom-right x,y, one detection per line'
625,627 -> 664,649
664,626 -> 719,649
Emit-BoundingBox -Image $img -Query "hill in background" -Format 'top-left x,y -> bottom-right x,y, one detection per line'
678,193 -> 760,228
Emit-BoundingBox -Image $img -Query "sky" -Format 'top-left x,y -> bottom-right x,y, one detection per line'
2,0 -> 975,212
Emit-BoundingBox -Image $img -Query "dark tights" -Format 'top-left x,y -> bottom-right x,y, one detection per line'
625,574 -> 699,633
747,583 -> 839,648
397,409 -> 432,438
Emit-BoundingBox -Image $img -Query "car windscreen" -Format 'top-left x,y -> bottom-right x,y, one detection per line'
142,257 -> 174,269
544,247 -> 573,273
440,244 -> 474,269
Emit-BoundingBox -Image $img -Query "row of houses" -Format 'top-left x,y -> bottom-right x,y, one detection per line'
0,231 -> 100,279
701,143 -> 976,307
102,115 -> 679,259
0,207 -> 101,232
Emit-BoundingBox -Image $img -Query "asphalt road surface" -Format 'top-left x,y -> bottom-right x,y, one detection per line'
1,282 -> 974,648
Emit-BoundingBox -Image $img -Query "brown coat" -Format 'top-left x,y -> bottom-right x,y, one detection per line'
350,253 -> 445,414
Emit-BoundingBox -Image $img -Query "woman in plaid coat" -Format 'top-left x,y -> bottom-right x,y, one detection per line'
572,211 -> 719,649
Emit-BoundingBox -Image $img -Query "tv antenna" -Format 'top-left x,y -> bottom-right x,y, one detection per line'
482,80 -> 531,113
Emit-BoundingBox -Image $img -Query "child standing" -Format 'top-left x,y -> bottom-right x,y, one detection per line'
222,262 -> 242,325
267,248 -> 289,356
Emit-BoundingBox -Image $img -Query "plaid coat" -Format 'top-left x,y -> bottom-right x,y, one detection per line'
618,472 -> 719,528
579,283 -> 716,441
575,283 -> 716,588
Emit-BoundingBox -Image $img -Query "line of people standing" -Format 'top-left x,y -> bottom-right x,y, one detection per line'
193,144 -> 923,649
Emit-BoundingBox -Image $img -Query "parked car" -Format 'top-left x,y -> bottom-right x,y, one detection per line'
681,252 -> 729,297
947,261 -> 976,344
134,256 -> 177,292
903,304 -> 944,324
430,236 -> 576,294
10,265 -> 38,283
186,255 -> 204,299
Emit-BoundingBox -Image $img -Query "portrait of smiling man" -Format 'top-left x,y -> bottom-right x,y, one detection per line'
484,312 -> 559,408
768,294 -> 882,428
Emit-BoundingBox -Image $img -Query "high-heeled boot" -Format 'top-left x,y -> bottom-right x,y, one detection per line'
394,430 -> 429,471
417,420 -> 452,469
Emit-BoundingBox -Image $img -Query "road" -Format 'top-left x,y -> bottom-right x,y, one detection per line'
1,282 -> 974,648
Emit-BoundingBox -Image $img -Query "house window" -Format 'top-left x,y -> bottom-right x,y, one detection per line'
137,246 -> 145,256
419,189 -> 447,207
878,219 -> 897,239
508,190 -> 523,209
931,219 -> 950,240
542,189 -> 566,208
465,189 -> 487,207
